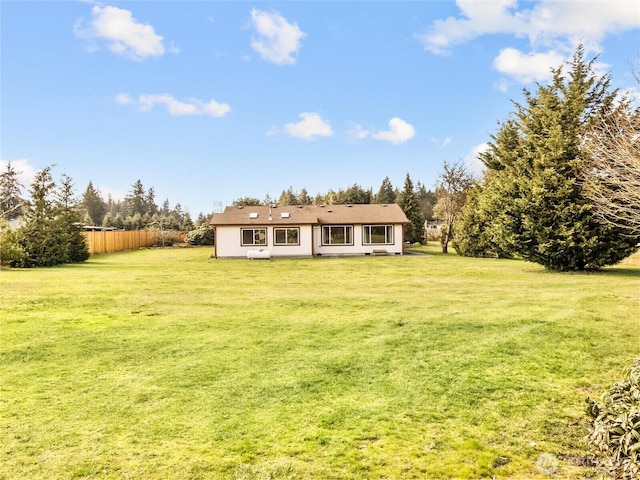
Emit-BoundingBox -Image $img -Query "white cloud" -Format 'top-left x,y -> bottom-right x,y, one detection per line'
95,184 -> 126,202
418,0 -> 640,84
75,5 -> 165,60
249,9 -> 306,65
493,47 -> 564,83
419,0 -> 639,55
0,159 -> 37,192
346,123 -> 371,142
117,93 -> 231,117
622,87 -> 640,107
495,78 -> 510,92
283,113 -> 333,140
115,93 -> 134,105
464,142 -> 490,177
372,117 -> 416,144
441,136 -> 453,148
417,0 -> 524,55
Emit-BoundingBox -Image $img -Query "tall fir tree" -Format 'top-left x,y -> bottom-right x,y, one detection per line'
398,173 -> 425,244
82,181 -> 107,226
18,166 -> 68,266
58,174 -> 89,262
0,162 -> 24,221
461,46 -> 638,270
126,180 -> 147,217
375,176 -> 396,204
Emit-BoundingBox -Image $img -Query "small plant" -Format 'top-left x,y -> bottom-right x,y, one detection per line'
586,357 -> 640,479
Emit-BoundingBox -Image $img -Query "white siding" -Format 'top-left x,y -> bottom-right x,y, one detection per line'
215,225 -> 314,258
313,223 -> 404,256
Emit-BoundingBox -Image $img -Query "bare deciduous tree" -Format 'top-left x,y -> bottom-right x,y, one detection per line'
582,107 -> 640,236
434,160 -> 474,253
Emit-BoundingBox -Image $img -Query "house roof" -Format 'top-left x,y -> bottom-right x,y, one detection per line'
209,204 -> 409,226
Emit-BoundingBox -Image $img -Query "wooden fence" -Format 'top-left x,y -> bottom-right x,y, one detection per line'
82,230 -> 157,255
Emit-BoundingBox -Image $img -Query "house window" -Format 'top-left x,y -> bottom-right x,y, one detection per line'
274,227 -> 300,245
322,225 -> 353,245
241,228 -> 266,246
363,225 -> 394,245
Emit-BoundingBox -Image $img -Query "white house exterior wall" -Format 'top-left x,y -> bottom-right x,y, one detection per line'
215,225 -> 314,258
313,223 -> 405,256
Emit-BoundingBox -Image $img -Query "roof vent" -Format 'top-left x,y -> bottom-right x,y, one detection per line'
327,209 -> 333,213
347,204 -> 352,207
280,212 -> 290,219
249,212 -> 259,219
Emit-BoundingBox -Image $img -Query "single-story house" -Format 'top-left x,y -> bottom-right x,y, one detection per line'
209,203 -> 409,258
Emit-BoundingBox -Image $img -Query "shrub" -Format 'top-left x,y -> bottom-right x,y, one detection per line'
586,358 -> 640,479
150,228 -> 182,247
0,219 -> 24,266
185,225 -> 214,246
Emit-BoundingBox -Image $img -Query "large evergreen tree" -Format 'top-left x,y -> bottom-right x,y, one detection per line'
0,162 -> 24,221
398,173 -> 425,244
82,181 -> 107,226
126,179 -> 147,217
375,176 -> 396,204
461,46 -> 638,270
58,174 -> 89,263
18,166 -> 68,267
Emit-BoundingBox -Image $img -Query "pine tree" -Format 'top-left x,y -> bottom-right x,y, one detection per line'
58,174 -> 89,262
19,166 -> 68,266
126,180 -> 147,217
375,177 -> 396,204
278,187 -> 297,206
0,162 -> 24,220
297,188 -> 312,205
82,181 -> 107,226
415,181 -> 436,221
339,183 -> 371,204
467,46 -> 639,270
398,173 -> 424,244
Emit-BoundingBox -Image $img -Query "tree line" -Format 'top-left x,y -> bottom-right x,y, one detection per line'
0,170 -> 214,267
2,46 -> 638,273
231,175 -> 437,244
0,166 -> 89,267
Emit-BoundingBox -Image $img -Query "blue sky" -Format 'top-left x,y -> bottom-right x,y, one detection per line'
2,1 -> 639,215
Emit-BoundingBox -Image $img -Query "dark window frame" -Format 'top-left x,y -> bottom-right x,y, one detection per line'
274,227 -> 300,246
321,225 -> 354,246
363,224 -> 394,245
241,227 -> 267,246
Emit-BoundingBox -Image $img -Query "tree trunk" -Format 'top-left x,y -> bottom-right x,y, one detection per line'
440,225 -> 450,253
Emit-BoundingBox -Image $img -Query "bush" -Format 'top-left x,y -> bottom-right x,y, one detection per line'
185,225 -> 214,246
150,229 -> 182,247
0,220 -> 24,267
586,358 -> 640,479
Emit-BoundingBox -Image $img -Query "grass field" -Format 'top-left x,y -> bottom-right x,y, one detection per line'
1,245 -> 639,479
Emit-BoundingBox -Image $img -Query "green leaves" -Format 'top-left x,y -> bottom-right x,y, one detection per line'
456,45 -> 640,270
587,358 -> 640,479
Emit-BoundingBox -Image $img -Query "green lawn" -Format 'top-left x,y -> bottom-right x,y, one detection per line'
1,246 -> 639,479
